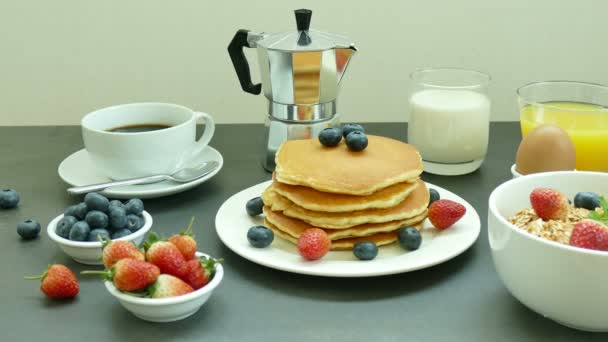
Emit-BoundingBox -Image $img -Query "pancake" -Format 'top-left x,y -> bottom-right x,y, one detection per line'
274,135 -> 423,195
265,218 -> 423,251
263,179 -> 430,229
271,178 -> 419,212
263,206 -> 426,240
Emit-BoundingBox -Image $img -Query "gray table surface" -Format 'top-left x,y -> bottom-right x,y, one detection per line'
0,123 -> 603,341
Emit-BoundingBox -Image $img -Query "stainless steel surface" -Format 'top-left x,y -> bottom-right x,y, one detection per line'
268,101 -> 336,121
246,31 -> 264,48
250,10 -> 356,117
256,46 -> 356,113
236,9 -> 357,171
256,29 -> 356,52
66,161 -> 220,195
262,114 -> 340,172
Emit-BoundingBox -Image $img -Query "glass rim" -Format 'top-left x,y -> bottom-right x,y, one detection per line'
517,80 -> 608,113
410,67 -> 491,89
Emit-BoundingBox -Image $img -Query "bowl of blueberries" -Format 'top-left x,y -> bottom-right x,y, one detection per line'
47,192 -> 152,265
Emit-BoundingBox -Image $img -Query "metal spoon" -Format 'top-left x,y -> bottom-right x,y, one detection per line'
67,161 -> 220,196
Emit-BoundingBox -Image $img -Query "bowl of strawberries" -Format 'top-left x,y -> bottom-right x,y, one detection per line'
488,171 -> 608,331
83,225 -> 223,323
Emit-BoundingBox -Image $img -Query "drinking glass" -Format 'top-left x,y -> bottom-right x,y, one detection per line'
408,68 -> 491,175
517,81 -> 608,171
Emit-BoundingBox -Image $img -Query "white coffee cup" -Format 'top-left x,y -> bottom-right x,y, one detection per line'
81,102 -> 215,180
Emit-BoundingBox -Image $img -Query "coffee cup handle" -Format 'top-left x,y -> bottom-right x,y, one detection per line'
190,111 -> 215,157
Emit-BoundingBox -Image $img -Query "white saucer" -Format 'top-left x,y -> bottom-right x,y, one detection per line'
215,180 -> 481,277
58,146 -> 223,199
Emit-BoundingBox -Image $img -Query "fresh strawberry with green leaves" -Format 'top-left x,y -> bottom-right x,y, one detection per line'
569,220 -> 608,251
530,188 -> 569,221
82,259 -> 160,292
147,274 -> 193,298
588,196 -> 608,226
24,264 -> 79,299
297,228 -> 331,260
182,256 -> 221,289
144,232 -> 188,278
168,217 -> 197,260
428,199 -> 466,230
101,238 -> 145,268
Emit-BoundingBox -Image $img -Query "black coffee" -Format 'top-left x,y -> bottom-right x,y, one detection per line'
108,124 -> 172,133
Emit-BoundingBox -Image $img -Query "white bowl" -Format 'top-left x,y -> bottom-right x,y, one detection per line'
47,211 -> 152,265
510,164 -> 578,179
510,164 -> 523,178
104,252 -> 224,322
489,171 -> 608,331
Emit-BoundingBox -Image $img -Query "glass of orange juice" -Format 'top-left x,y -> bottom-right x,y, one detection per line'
517,81 -> 608,172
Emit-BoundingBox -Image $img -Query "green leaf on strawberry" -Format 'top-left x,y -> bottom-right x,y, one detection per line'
588,196 -> 608,225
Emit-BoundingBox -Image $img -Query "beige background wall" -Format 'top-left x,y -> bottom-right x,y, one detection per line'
0,0 -> 606,126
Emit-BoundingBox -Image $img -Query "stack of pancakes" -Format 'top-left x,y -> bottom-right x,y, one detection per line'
262,135 -> 428,250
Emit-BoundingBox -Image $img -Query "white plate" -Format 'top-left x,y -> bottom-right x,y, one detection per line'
58,146 -> 223,199
215,180 -> 481,277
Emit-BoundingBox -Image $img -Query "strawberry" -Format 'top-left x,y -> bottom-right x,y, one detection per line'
428,199 -> 466,230
182,256 -> 220,289
144,233 -> 187,278
168,217 -> 197,260
297,228 -> 331,260
24,264 -> 79,299
82,259 -> 160,292
530,188 -> 569,221
148,274 -> 193,298
101,239 -> 145,268
569,220 -> 608,251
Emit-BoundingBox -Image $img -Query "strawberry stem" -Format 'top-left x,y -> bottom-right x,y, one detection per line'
80,269 -> 113,281
183,216 -> 196,236
143,232 -> 160,251
24,264 -> 51,280
100,235 -> 111,249
23,271 -> 47,280
199,256 -> 222,277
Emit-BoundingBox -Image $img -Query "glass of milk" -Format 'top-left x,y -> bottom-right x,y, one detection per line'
408,68 -> 491,175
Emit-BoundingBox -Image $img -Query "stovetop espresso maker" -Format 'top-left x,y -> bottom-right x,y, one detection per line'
228,9 -> 357,171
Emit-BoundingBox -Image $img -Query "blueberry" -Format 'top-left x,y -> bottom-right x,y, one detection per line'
85,210 -> 109,229
109,200 -> 124,209
0,189 -> 20,209
345,131 -> 368,152
88,228 -> 111,242
56,215 -> 78,239
341,123 -> 365,138
246,197 -> 264,216
126,214 -> 144,232
64,202 -> 88,220
318,127 -> 343,147
69,221 -> 90,241
84,192 -> 110,213
398,226 -> 422,251
247,226 -> 274,248
124,198 -> 144,215
109,206 -> 128,230
111,228 -> 132,239
17,219 -> 41,240
573,192 -> 601,210
429,189 -> 440,207
353,241 -> 378,260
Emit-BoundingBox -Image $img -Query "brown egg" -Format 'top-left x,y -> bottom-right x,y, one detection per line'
515,124 -> 576,175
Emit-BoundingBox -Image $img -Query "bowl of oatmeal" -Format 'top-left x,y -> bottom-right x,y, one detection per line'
488,171 -> 608,332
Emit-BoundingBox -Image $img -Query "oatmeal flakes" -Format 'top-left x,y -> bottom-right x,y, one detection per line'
509,207 -> 589,245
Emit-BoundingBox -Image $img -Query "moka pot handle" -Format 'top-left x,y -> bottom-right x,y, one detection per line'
227,29 -> 262,95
